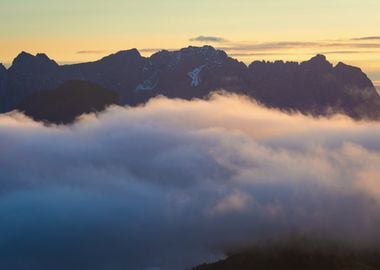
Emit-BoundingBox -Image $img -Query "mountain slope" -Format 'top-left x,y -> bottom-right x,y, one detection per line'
16,80 -> 119,124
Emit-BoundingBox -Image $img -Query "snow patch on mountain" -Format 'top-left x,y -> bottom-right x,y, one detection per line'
188,65 -> 207,87
136,72 -> 159,91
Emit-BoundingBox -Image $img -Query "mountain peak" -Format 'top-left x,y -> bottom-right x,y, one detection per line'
153,45 -> 229,65
184,45 -> 216,52
0,63 -> 6,73
301,54 -> 333,70
10,51 -> 58,71
13,51 -> 34,62
115,48 -> 141,57
100,49 -> 142,63
180,45 -> 227,58
306,54 -> 328,65
311,54 -> 327,62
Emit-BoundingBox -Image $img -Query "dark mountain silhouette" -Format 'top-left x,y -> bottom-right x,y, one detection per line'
60,49 -> 146,104
0,63 -> 6,78
16,80 -> 119,124
248,55 -> 379,118
1,52 -> 61,111
194,241 -> 380,270
140,46 -> 248,100
1,46 -> 379,121
0,64 -> 6,95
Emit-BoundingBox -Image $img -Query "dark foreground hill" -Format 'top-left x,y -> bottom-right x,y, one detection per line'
16,80 -> 119,124
1,46 -> 379,122
194,243 -> 380,270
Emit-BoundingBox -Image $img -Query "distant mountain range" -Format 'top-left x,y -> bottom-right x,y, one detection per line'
0,46 -> 379,123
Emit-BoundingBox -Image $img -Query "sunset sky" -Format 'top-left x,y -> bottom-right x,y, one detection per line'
1,0 -> 380,87
2,2 -> 380,269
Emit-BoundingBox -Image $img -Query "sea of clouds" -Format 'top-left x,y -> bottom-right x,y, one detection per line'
1,93 -> 380,269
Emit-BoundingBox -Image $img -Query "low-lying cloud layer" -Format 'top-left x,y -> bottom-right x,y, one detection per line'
1,94 -> 380,269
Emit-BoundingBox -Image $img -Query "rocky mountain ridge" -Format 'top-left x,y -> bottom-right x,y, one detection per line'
0,46 -> 378,122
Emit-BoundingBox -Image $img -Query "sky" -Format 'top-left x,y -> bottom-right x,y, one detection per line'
1,0 -> 380,87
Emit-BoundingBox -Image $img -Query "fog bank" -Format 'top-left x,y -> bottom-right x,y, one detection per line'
1,93 -> 380,269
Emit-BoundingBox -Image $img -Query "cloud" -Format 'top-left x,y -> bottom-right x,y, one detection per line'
190,35 -> 228,43
1,93 -> 380,269
321,50 -> 377,55
352,36 -> 380,41
76,50 -> 109,54
220,41 -> 320,51
219,41 -> 380,53
229,52 -> 299,57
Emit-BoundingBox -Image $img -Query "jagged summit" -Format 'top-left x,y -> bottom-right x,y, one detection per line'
12,51 -> 56,64
308,54 -> 328,62
301,54 -> 333,71
150,45 -> 228,63
11,51 -> 35,66
179,45 -> 227,57
10,51 -> 58,71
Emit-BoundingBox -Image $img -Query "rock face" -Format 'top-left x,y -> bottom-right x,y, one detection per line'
1,46 -> 379,120
16,80 -> 119,124
137,46 -> 249,101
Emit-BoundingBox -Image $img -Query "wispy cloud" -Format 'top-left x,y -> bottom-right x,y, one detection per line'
219,40 -> 380,52
218,41 -> 320,52
321,50 -> 378,55
76,36 -> 380,59
352,36 -> 380,41
190,35 -> 228,43
327,43 -> 380,49
229,52 -> 299,57
76,50 -> 109,54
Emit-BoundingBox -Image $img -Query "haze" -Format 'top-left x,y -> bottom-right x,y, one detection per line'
1,94 -> 380,269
